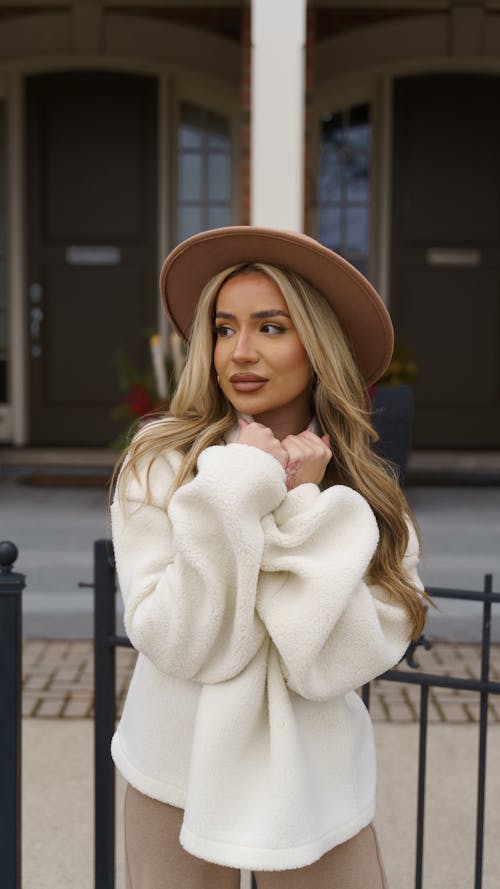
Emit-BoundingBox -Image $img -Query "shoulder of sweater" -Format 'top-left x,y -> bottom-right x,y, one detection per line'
113,442 -> 185,509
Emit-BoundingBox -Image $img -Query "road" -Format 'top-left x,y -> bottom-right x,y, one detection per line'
1,475 -> 499,640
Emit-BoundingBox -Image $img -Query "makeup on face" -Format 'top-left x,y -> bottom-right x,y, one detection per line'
213,272 -> 313,437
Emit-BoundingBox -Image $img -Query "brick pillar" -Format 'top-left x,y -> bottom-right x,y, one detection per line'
304,4 -> 316,236
240,5 -> 251,225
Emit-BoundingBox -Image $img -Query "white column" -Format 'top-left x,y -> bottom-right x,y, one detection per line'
251,0 -> 306,232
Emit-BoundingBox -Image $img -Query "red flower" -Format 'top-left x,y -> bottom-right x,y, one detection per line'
125,384 -> 154,417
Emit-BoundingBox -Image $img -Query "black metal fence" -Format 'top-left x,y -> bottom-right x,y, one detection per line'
362,573 -> 500,889
1,538 -> 498,889
92,539 -> 126,889
92,539 -> 500,889
0,541 -> 25,889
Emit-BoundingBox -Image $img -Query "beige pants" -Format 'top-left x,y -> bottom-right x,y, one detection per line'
124,784 -> 389,889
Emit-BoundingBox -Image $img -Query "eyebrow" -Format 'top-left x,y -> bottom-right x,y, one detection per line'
215,310 -> 291,320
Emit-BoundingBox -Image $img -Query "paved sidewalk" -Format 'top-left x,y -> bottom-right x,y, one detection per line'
22,640 -> 135,718
22,638 -> 500,722
22,719 -> 500,889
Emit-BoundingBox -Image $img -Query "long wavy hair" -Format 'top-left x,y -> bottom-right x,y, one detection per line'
110,261 -> 430,639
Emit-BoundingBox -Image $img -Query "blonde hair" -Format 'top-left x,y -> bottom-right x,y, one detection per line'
110,262 -> 430,640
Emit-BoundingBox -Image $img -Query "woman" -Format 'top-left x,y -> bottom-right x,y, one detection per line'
110,226 -> 429,889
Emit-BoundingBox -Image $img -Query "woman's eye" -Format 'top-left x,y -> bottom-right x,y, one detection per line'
261,323 -> 285,334
215,325 -> 234,337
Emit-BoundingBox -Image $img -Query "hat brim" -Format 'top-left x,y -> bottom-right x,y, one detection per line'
159,226 -> 393,386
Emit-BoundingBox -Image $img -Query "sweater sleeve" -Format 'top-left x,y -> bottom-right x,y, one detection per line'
110,443 -> 287,683
256,484 -> 420,701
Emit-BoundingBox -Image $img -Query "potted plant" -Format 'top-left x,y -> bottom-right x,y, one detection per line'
110,331 -> 185,452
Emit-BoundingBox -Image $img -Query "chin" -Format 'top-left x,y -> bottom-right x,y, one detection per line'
229,396 -> 270,414
222,386 -> 298,418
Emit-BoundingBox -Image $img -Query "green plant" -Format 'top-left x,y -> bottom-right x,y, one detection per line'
378,340 -> 418,386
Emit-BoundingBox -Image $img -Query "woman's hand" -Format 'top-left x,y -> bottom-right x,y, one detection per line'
281,430 -> 332,490
236,419 -> 288,469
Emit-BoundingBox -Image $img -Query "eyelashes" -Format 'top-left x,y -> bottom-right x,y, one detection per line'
214,325 -> 233,337
214,324 -> 286,337
261,324 -> 286,334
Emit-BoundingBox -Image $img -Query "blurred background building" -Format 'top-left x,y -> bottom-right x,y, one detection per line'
0,0 -> 498,452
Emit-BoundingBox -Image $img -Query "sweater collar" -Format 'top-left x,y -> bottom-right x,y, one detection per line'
224,413 -> 319,445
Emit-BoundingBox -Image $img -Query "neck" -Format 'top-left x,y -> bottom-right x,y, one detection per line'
252,397 -> 313,441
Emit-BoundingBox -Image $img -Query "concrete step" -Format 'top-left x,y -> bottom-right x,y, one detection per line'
406,451 -> 500,486
0,446 -> 116,469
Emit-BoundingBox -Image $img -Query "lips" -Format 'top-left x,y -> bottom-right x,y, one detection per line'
229,373 -> 268,393
230,374 -> 267,382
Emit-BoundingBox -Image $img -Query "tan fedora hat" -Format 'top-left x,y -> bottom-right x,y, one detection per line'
159,226 -> 394,386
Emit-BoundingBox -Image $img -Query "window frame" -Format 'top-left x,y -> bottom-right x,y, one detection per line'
177,100 -> 233,241
172,76 -> 240,246
317,102 -> 372,277
313,79 -> 384,291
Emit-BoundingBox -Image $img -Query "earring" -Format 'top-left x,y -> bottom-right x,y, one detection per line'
312,372 -> 318,392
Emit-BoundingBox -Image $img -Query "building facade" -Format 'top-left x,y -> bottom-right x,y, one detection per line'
0,0 -> 499,449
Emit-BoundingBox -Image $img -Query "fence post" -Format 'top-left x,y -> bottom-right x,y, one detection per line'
0,540 -> 25,889
474,572 -> 493,889
94,539 -> 117,889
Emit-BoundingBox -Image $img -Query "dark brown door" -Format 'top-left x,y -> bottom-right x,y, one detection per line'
27,72 -> 157,445
390,74 -> 500,449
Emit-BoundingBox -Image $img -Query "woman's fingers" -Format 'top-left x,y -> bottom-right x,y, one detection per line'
235,422 -> 331,481
236,421 -> 288,468
282,431 -> 332,488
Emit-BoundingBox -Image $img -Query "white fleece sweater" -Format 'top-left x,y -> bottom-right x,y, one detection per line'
110,421 -> 423,871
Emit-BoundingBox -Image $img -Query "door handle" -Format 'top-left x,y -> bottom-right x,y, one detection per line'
29,282 -> 44,303
29,284 -> 44,357
30,306 -> 43,339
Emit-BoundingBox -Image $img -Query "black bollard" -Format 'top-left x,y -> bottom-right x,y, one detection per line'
0,540 -> 25,889
94,539 -> 117,889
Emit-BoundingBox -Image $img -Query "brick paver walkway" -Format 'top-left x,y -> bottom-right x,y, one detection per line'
21,640 -> 500,722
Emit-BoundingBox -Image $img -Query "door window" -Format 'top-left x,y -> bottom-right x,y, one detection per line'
178,102 -> 231,240
0,102 -> 6,404
317,103 -> 371,276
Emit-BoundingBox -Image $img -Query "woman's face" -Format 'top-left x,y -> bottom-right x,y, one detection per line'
213,271 -> 313,431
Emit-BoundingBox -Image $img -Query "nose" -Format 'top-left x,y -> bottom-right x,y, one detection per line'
231,329 -> 259,363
